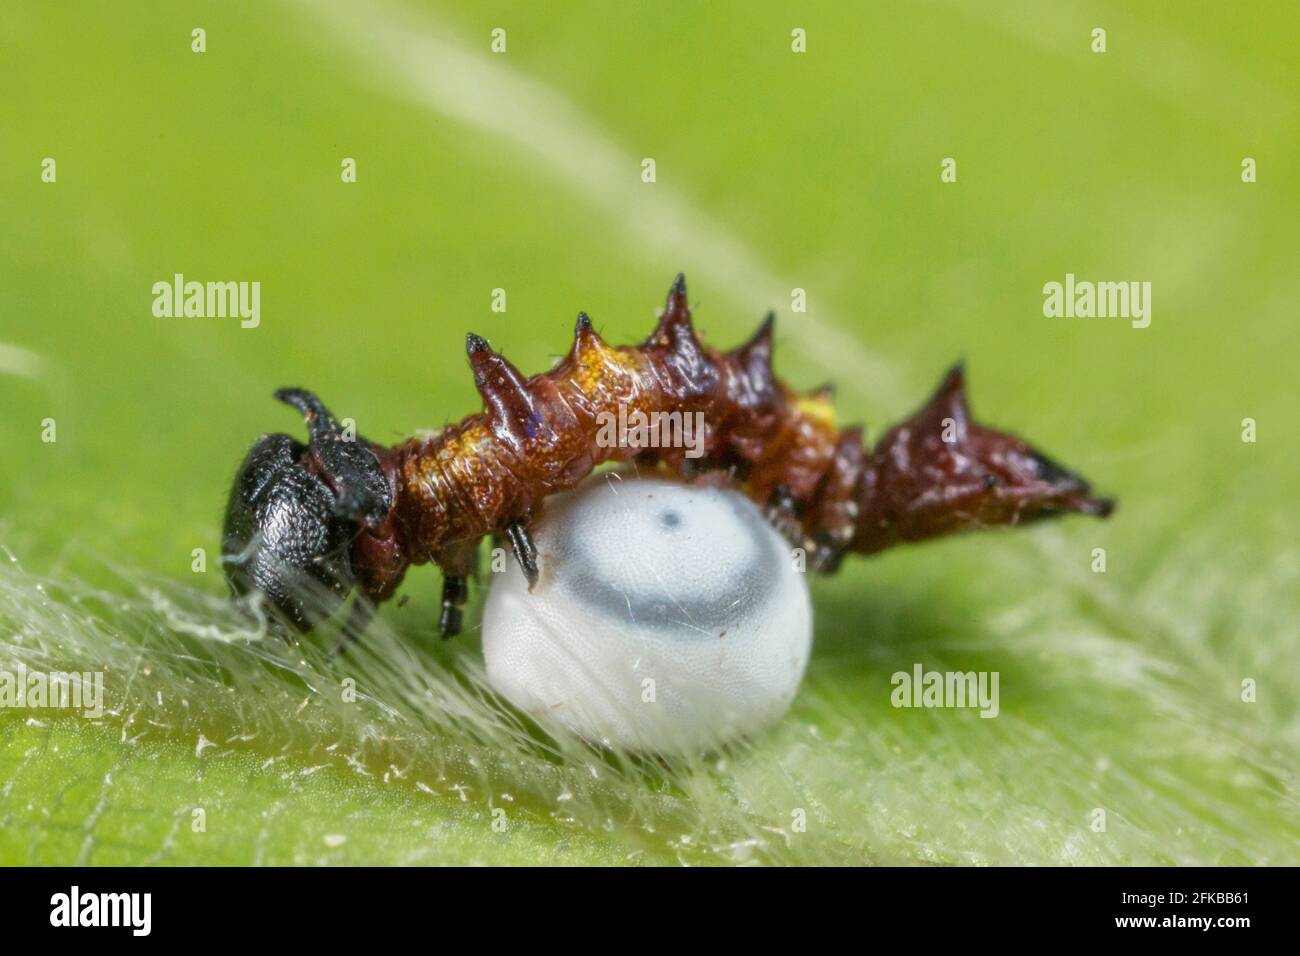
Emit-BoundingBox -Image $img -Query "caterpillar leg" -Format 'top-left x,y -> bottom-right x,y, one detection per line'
810,536 -> 847,574
439,574 -> 468,639
764,485 -> 803,544
505,520 -> 539,590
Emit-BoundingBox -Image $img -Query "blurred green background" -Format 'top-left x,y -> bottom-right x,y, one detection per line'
0,1 -> 1296,864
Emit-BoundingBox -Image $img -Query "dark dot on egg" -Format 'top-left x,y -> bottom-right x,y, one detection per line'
659,510 -> 682,529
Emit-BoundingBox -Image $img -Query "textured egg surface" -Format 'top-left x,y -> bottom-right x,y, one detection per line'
482,474 -> 813,753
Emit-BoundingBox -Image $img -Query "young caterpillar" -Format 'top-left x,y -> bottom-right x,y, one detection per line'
221,274 -> 1114,642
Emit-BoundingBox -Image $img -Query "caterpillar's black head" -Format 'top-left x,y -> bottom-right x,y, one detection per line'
222,389 -> 390,631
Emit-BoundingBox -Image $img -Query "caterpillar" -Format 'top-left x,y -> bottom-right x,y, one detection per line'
222,274 -> 1114,642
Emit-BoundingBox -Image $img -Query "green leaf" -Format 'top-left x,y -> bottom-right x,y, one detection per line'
1,0 -> 1296,865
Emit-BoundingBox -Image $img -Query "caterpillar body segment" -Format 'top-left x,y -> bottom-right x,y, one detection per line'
222,274 -> 1114,640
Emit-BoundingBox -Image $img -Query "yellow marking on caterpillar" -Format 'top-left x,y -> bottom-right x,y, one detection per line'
794,395 -> 837,430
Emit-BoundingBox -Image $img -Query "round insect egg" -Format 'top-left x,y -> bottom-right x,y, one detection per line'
481,474 -> 813,754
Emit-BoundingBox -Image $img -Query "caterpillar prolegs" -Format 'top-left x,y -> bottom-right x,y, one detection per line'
222,274 -> 1114,642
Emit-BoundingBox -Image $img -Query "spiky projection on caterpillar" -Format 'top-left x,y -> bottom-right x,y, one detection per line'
221,274 -> 1115,642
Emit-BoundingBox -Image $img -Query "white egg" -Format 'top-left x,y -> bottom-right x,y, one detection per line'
481,474 -> 813,754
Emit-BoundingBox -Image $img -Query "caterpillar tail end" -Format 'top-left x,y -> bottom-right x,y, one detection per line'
852,363 -> 1116,554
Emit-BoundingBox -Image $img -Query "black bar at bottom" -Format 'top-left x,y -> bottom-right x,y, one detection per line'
0,865 -> 1281,941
